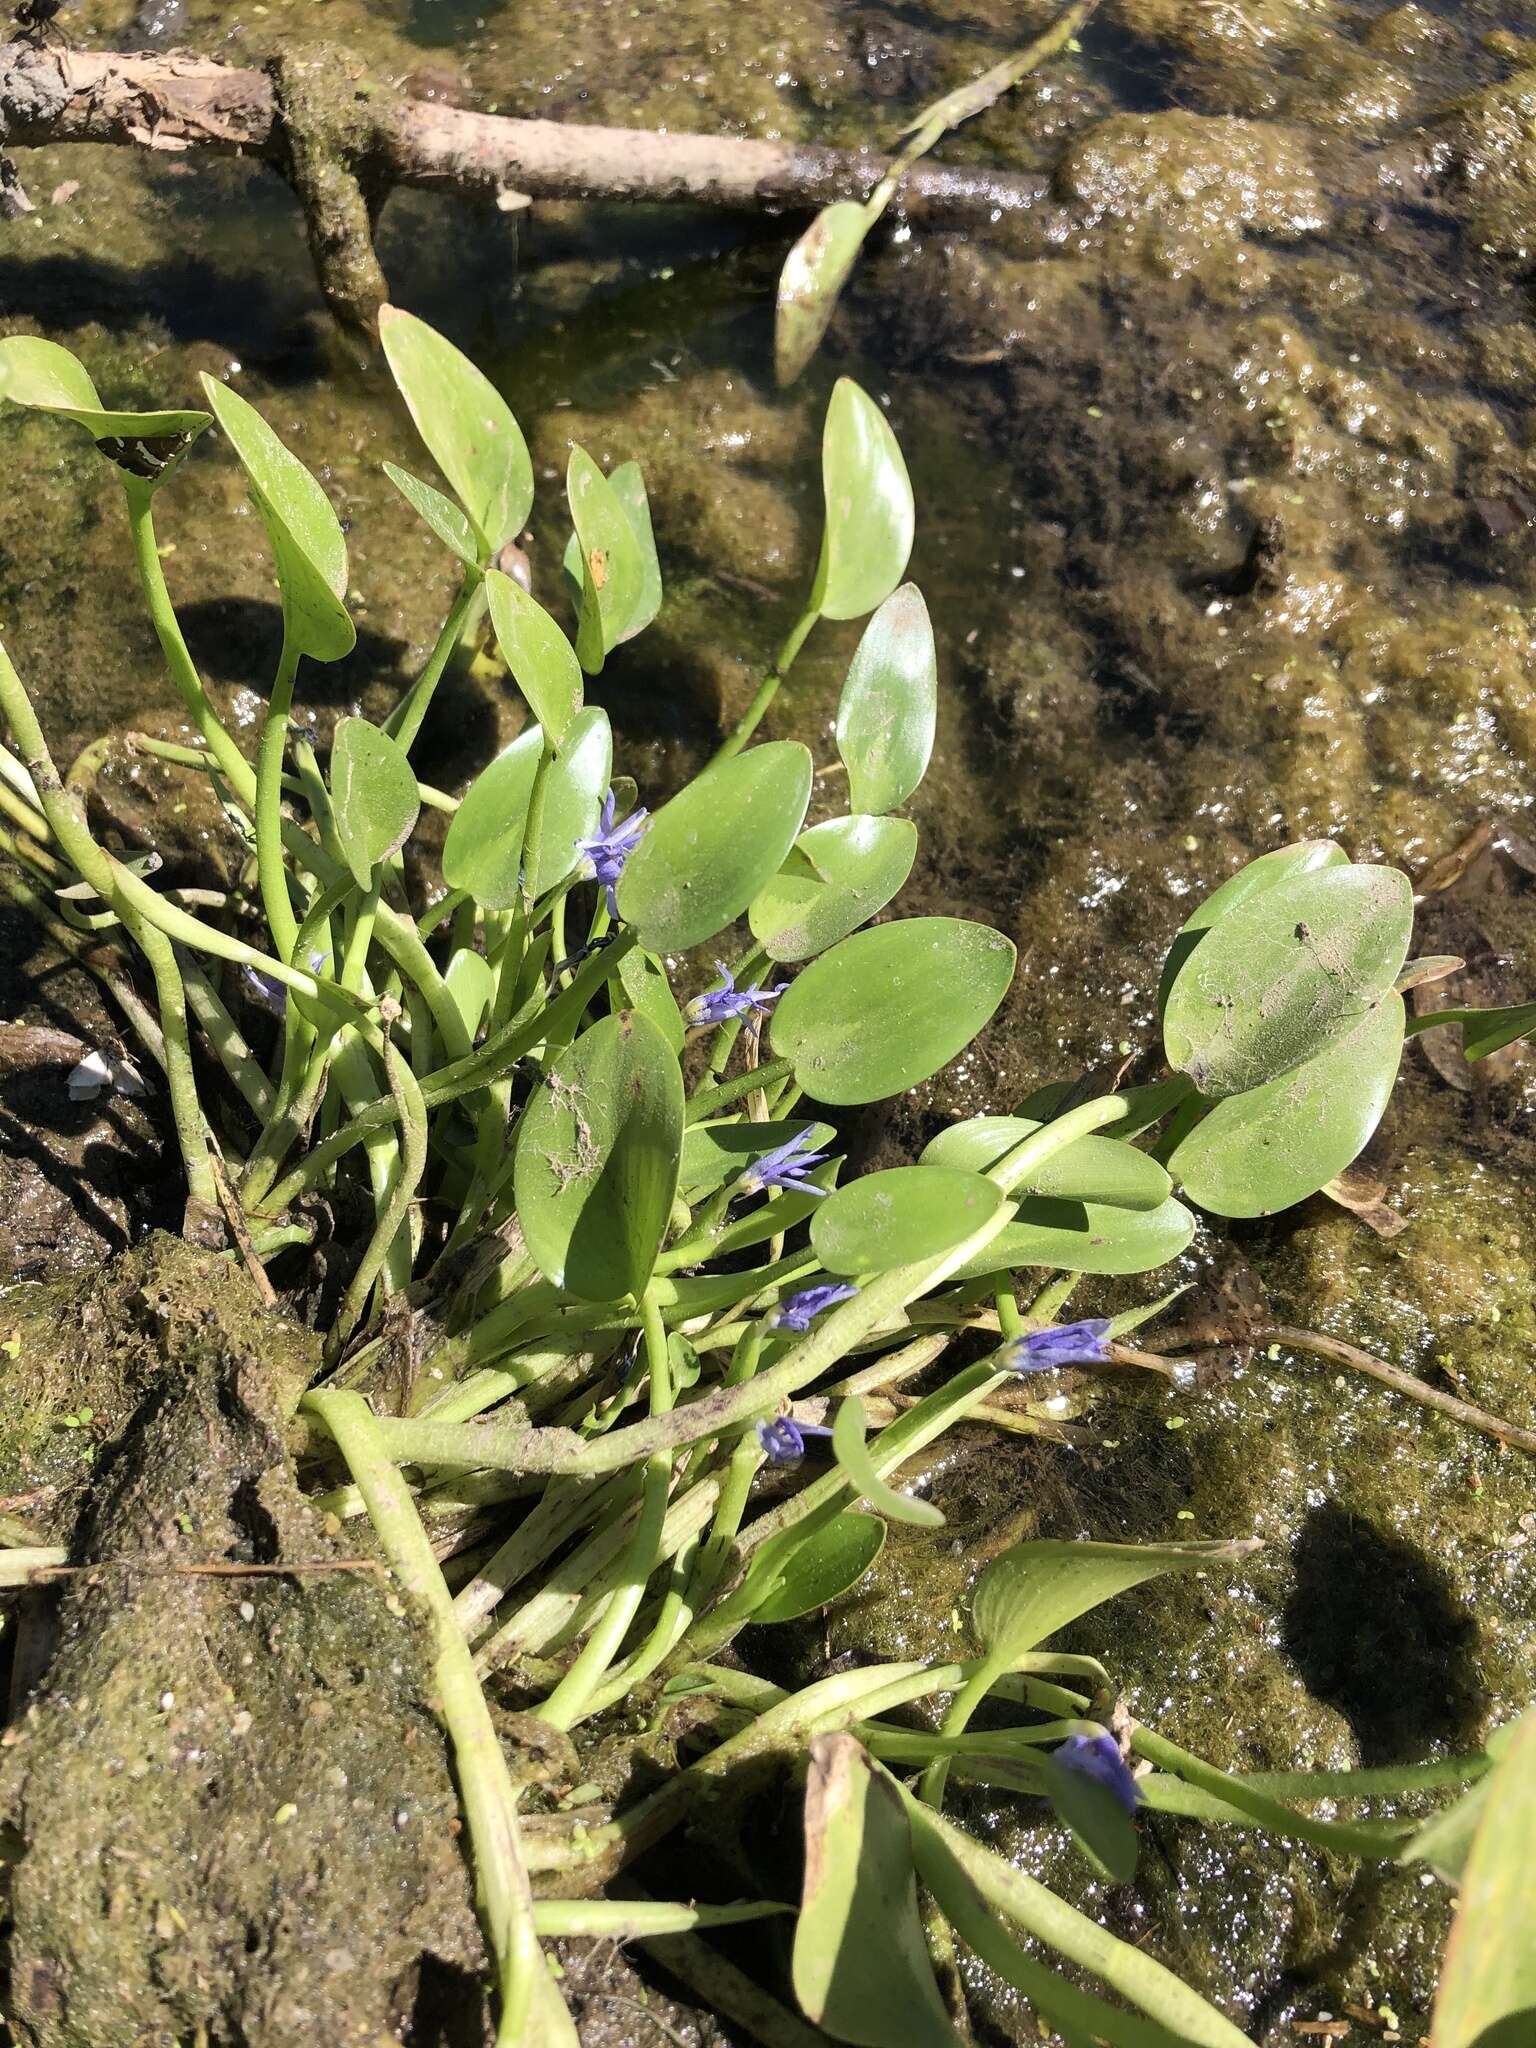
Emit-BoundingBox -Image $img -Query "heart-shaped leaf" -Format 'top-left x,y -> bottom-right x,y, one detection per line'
384,461 -> 480,568
513,1010 -> 683,1300
378,305 -> 532,554
746,1512 -> 886,1625
1162,863 -> 1412,1099
524,705 -> 612,898
921,1116 -> 1172,1213
441,726 -> 544,910
1429,1711 -> 1536,2048
775,201 -> 872,388
794,1734 -> 958,2048
749,814 -> 917,963
811,1166 -> 1005,1277
486,568 -> 583,747
974,1538 -> 1259,1668
200,375 -> 355,662
1157,839 -> 1346,1017
947,1195 -> 1195,1282
330,717 -> 420,886
833,1395 -> 944,1528
1168,994 -> 1404,1218
680,1118 -> 836,1199
811,379 -> 915,623
568,447 -> 645,674
835,586 -> 937,815
617,741 -> 813,954
0,336 -> 210,486
444,946 -> 495,1042
771,918 -> 1015,1106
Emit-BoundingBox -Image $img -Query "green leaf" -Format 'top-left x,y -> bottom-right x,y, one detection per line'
811,378 -> 915,623
1430,1711 -> 1536,2048
0,336 -> 210,485
1408,1001 -> 1536,1062
608,460 -> 662,642
199,375 -> 355,662
1156,840 -> 1346,1017
833,1395 -> 944,1528
747,1512 -> 886,1625
378,305 -> 532,553
680,1118 -> 836,1199
973,1538 -> 1258,1668
441,726 -> 543,910
1167,994 -> 1404,1219
1401,1778 -> 1492,1889
524,705 -> 612,898
384,461 -> 480,568
444,946 -> 495,1041
617,741 -> 813,954
486,569 -> 583,747
835,586 -> 937,815
811,1166 -> 1005,1277
771,918 -> 1015,1106
775,201 -> 872,388
947,1196 -> 1195,1282
921,1116 -> 1172,1213
1039,1747 -> 1140,1885
513,1010 -> 684,1300
568,447 -> 645,674
614,945 -> 687,1056
749,814 -> 917,963
329,717 -> 421,886
1161,863 -> 1412,1098
793,1734 -> 959,2048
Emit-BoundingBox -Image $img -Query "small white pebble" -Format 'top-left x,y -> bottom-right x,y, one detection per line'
159,1691 -> 175,1712
238,1601 -> 255,1622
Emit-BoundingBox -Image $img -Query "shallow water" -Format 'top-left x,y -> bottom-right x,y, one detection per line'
3,0 -> 1536,2039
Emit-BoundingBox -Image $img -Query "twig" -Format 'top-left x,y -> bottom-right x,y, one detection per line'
1268,1325 -> 1536,1457
28,1556 -> 385,1581
206,1144 -> 278,1307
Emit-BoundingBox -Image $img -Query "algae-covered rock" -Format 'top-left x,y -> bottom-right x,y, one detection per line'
1057,114 -> 1329,248
0,1238 -> 486,2047
1445,66 -> 1536,259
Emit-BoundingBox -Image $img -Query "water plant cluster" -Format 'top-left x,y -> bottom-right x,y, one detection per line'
0,317 -> 1528,2047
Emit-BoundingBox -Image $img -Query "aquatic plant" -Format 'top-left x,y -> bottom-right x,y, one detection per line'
0,315 -> 1526,2046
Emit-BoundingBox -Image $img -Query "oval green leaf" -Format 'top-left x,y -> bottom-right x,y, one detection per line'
748,814 -> 917,963
513,1010 -> 684,1300
835,585 -> 937,815
524,705 -> 612,899
921,1116 -> 1173,1213
199,374 -> 355,662
1167,993 -> 1404,1219
1162,863 -> 1412,1098
832,1395 -> 944,1528
378,305 -> 532,554
811,1165 -> 1004,1277
617,741 -> 813,954
775,200 -> 871,389
608,460 -> 662,643
794,1734 -> 958,2048
0,336 -> 210,484
974,1537 -> 1259,1666
1430,1710 -> 1536,2048
485,568 -> 582,748
811,378 -> 915,623
441,725 -> 543,910
568,446 -> 645,674
384,461 -> 480,568
748,1512 -> 886,1625
330,716 -> 420,886
947,1195 -> 1195,1283
771,917 -> 1015,1106
1157,839 -> 1346,1017
444,946 -> 494,1042
613,944 -> 686,1056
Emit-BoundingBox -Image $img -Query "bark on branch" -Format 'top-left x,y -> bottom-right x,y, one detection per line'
0,44 -> 1048,328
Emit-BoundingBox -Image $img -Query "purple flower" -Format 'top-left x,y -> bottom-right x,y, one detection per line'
575,792 -> 649,918
239,949 -> 330,1017
770,1281 -> 859,1333
684,961 -> 789,1030
1054,1732 -> 1140,1815
755,1415 -> 833,1464
737,1127 -> 831,1199
1002,1319 -> 1112,1375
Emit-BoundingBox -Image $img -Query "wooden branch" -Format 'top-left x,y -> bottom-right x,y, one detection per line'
0,44 -> 1048,219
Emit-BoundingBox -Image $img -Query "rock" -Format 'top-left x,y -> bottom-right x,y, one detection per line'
1057,114 -> 1329,248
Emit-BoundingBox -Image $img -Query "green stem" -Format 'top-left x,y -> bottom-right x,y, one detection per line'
255,631 -> 302,962
385,572 -> 484,753
711,603 -> 820,762
327,1034 -> 429,1357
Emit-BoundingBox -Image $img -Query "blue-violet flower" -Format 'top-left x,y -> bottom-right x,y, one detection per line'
1053,1732 -> 1140,1815
684,961 -> 789,1029
770,1281 -> 859,1332
575,792 -> 649,917
737,1127 -> 831,1198
755,1415 -> 834,1464
1002,1318 -> 1113,1374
